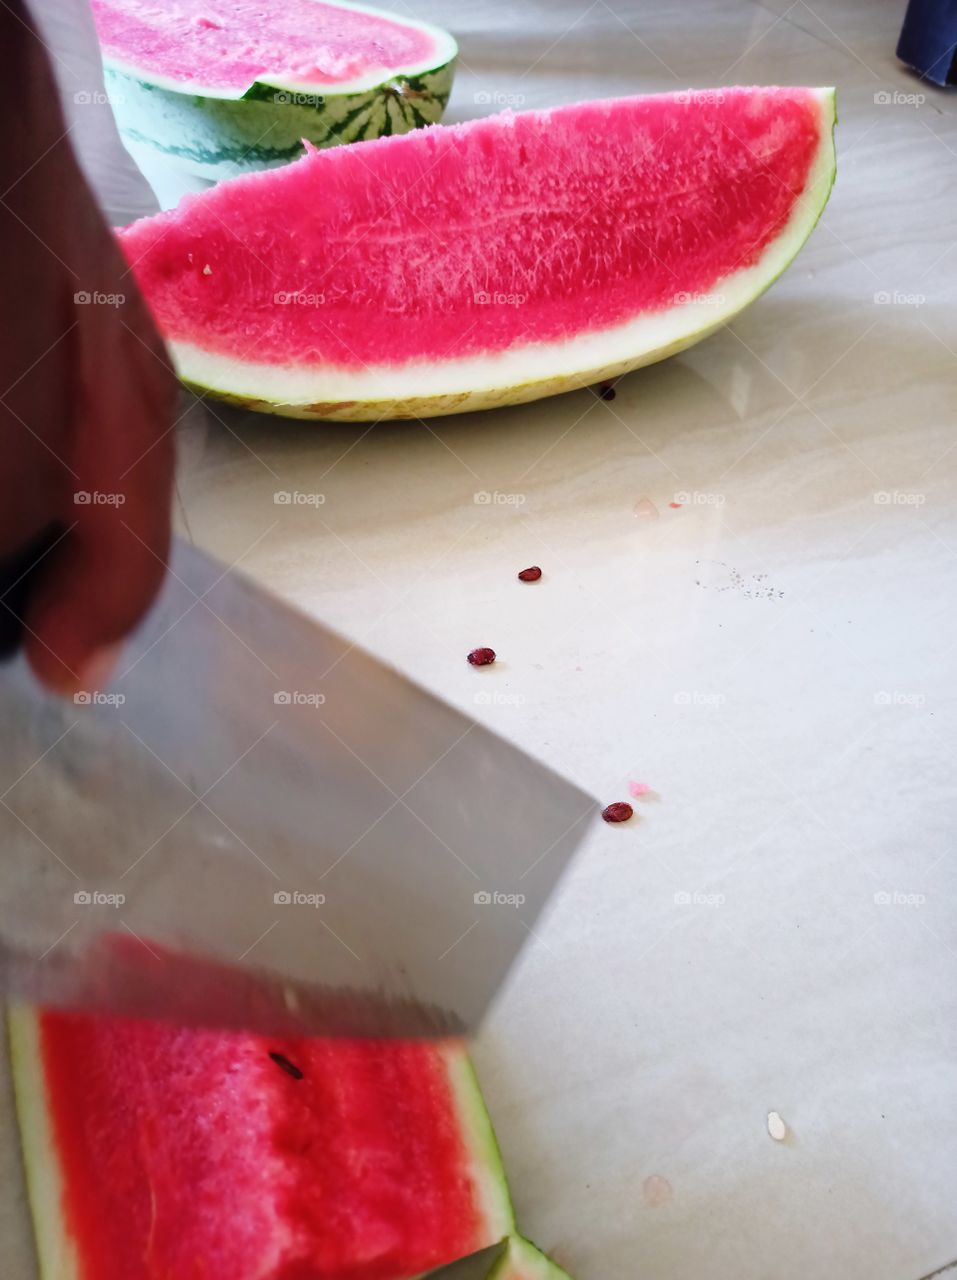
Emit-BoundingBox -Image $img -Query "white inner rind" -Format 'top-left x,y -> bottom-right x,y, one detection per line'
103,0 -> 458,99
7,1007 -> 80,1280
172,88 -> 836,407
443,1046 -> 516,1241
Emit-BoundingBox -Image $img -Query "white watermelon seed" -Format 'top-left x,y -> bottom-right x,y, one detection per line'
767,1111 -> 788,1141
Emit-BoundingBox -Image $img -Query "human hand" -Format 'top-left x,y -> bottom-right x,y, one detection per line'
0,2 -> 176,694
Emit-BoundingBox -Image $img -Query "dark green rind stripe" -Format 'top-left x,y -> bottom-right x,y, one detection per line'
339,100 -> 380,145
337,99 -> 378,137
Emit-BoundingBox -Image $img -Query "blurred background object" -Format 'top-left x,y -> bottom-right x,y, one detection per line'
897,0 -> 957,85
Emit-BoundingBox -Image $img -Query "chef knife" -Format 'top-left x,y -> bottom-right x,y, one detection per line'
0,537 -> 594,1036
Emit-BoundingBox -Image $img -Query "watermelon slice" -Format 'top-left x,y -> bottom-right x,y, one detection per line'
92,0 -> 457,179
8,1006 -> 515,1279
118,86 -> 836,422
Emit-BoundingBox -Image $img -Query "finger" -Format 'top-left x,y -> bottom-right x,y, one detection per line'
23,308 -> 176,693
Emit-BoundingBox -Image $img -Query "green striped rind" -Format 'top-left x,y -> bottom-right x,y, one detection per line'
104,58 -> 455,181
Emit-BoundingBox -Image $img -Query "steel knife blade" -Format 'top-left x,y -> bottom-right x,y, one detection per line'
0,539 -> 594,1036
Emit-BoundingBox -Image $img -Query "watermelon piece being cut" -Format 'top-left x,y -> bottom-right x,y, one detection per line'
8,1006 -> 516,1279
92,0 -> 458,179
490,1237 -> 574,1280
119,86 -> 836,421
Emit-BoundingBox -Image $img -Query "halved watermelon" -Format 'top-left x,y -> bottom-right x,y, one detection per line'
119,86 -> 836,421
93,0 -> 457,179
8,1006 -> 514,1279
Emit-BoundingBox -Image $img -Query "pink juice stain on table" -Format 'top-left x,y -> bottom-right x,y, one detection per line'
643,1174 -> 674,1208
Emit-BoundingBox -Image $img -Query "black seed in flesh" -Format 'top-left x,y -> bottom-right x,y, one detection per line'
269,1051 -> 304,1080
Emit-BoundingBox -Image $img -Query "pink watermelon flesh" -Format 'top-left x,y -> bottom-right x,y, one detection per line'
92,0 -> 440,91
28,1009 -> 506,1280
120,88 -> 826,373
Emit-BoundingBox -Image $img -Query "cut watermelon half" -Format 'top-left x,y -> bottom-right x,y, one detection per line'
8,1006 -> 514,1280
93,0 -> 457,179
119,86 -> 836,421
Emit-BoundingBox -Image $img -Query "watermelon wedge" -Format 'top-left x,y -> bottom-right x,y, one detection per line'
119,86 -> 836,422
93,0 -> 457,179
8,1006 -> 514,1280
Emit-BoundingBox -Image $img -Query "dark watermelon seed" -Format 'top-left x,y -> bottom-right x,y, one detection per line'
467,647 -> 496,666
597,381 -> 617,401
269,1051 -> 304,1080
518,566 -> 542,582
602,802 -> 634,824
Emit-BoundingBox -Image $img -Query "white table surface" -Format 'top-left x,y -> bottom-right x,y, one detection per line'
9,1 -> 957,1278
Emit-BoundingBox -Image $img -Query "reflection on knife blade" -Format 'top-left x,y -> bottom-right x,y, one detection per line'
0,932 -> 465,1038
